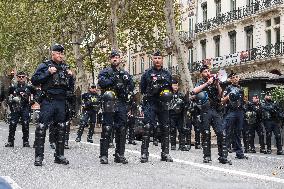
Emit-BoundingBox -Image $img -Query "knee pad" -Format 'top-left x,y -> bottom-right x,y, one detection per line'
103,125 -> 112,137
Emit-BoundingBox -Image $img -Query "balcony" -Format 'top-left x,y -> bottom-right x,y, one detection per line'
164,31 -> 195,50
195,0 -> 283,33
191,41 -> 284,72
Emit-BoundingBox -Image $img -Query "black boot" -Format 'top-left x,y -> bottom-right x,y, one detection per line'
128,117 -> 137,145
100,138 -> 109,164
5,122 -> 17,147
179,131 -> 189,151
265,132 -> 272,154
259,132 -> 266,153
22,120 -> 30,147
75,123 -> 86,142
202,130 -> 211,163
161,125 -> 173,162
114,127 -> 128,164
64,121 -> 71,149
54,123 -> 69,165
217,132 -> 231,165
140,136 -> 150,163
87,122 -> 95,143
34,124 -> 46,166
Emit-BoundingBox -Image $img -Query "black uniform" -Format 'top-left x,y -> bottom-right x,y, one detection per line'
169,91 -> 189,151
262,99 -> 284,155
127,98 -> 138,145
98,65 -> 134,164
186,101 -> 201,149
244,101 -> 266,153
31,57 -> 74,166
64,90 -> 76,149
194,79 -> 229,164
140,66 -> 173,163
5,82 -> 36,147
75,91 -> 100,143
222,84 -> 246,159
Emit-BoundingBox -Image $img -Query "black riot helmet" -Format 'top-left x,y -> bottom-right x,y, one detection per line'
228,88 -> 241,102
195,91 -> 209,105
102,91 -> 116,101
159,89 -> 173,102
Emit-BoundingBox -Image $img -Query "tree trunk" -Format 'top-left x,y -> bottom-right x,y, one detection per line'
164,0 -> 194,92
71,33 -> 88,93
109,0 -> 119,50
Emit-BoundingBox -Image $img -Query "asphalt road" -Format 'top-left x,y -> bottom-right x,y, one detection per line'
0,122 -> 284,189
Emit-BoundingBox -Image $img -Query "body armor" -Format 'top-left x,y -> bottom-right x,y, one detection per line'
170,93 -> 184,114
102,90 -> 116,112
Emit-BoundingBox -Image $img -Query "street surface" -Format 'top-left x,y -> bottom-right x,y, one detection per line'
0,122 -> 284,189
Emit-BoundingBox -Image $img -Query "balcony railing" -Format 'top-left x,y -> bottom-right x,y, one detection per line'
179,31 -> 195,43
191,41 -> 284,72
195,0 -> 283,33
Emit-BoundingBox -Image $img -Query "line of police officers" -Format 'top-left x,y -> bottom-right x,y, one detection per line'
4,44 -> 284,167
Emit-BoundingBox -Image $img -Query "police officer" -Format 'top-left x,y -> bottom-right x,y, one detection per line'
127,94 -> 138,145
193,65 -> 231,164
262,92 -> 284,155
64,88 -> 76,149
221,72 -> 247,159
75,84 -> 100,143
31,44 -> 74,166
169,79 -> 189,151
187,98 -> 202,149
244,94 -> 266,153
5,71 -> 36,147
98,50 -> 134,164
140,50 -> 173,163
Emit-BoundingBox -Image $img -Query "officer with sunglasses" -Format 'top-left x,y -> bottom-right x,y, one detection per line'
5,71 -> 37,148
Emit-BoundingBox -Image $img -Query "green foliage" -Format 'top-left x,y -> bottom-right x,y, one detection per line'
271,87 -> 284,105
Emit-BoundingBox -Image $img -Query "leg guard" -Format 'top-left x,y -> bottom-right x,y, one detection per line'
5,121 -> 17,147
114,126 -> 128,164
75,122 -> 86,142
170,126 -> 177,150
22,120 -> 30,147
100,125 -> 112,164
34,123 -> 47,166
64,121 -> 71,149
202,129 -> 211,160
54,123 -> 69,165
266,131 -> 272,154
87,122 -> 95,143
141,123 -> 150,163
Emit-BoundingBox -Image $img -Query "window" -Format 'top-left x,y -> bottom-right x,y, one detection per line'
247,0 -> 254,6
245,26 -> 253,50
213,35 -> 220,57
140,57 -> 145,73
132,60 -> 137,75
215,0 -> 221,16
189,17 -> 194,32
230,0 -> 236,11
274,17 -> 280,25
229,31 -> 236,54
188,48 -> 194,69
266,19 -> 271,27
168,54 -> 173,68
200,39 -> 207,59
275,28 -> 280,43
201,3 -> 207,22
266,30 -> 271,45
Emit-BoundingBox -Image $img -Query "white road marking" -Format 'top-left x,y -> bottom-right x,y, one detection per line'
0,176 -> 22,189
74,141 -> 284,184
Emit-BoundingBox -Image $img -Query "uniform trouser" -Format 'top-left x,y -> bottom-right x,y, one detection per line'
35,99 -> 66,159
248,122 -> 265,150
8,107 -> 30,144
100,101 -> 127,158
77,110 -> 97,139
263,120 -> 282,151
141,101 -> 170,157
189,115 -> 201,146
242,121 -> 249,151
201,108 -> 227,159
170,114 -> 186,148
65,120 -> 71,143
223,110 -> 244,157
127,115 -> 136,142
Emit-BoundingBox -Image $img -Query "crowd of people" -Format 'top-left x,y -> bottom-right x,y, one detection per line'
3,43 -> 284,167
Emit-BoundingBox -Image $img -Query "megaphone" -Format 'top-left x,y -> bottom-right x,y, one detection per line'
217,69 -> 228,82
